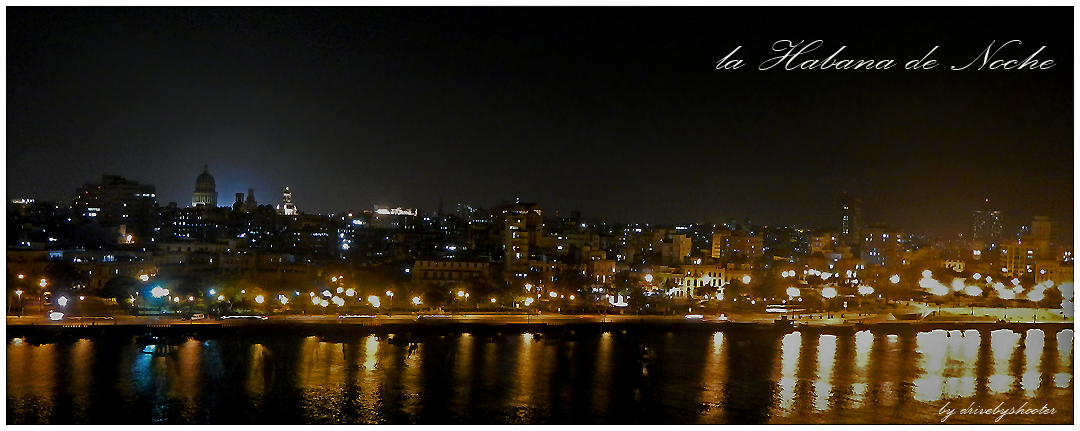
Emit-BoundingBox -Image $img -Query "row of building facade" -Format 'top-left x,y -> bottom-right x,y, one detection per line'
7,168 -> 1074,304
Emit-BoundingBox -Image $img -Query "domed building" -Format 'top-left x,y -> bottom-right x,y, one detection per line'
191,165 -> 218,207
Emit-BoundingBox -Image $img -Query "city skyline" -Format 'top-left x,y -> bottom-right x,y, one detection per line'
7,7 -> 1073,238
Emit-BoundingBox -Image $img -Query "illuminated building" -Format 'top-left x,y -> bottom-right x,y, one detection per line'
711,230 -> 763,262
860,224 -> 903,267
1002,216 -> 1061,279
497,201 -> 545,275
660,234 -> 692,266
809,232 -> 838,254
278,187 -> 298,215
72,175 -> 157,244
670,264 -> 726,300
411,257 -> 491,285
190,165 -> 218,207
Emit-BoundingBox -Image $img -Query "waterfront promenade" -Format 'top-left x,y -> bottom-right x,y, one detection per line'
6,304 -> 1072,330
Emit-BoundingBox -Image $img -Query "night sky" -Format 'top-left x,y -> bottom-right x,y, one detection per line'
7,7 -> 1073,239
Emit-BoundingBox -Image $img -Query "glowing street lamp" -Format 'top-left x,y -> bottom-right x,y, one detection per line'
742,275 -> 751,284
386,290 -> 394,314
255,295 -> 265,304
140,274 -> 150,282
39,279 -> 48,288
890,274 -> 900,284
412,296 -> 422,306
57,296 -> 68,307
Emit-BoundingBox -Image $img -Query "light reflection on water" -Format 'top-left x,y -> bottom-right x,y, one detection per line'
776,332 -> 800,413
7,327 -> 1074,424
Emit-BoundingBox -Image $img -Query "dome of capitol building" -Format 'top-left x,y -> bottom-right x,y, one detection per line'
191,165 -> 218,207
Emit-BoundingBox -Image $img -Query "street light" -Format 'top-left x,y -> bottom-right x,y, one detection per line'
386,290 -> 394,314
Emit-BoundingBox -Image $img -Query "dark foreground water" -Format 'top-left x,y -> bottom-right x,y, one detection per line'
7,326 -> 1074,424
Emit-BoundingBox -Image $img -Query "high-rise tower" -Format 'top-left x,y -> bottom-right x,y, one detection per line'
841,193 -> 862,246
972,199 -> 1002,246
